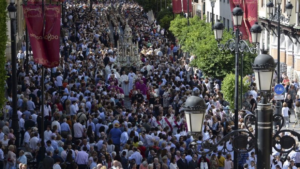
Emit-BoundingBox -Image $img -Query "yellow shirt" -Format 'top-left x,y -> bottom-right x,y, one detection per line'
218,156 -> 225,167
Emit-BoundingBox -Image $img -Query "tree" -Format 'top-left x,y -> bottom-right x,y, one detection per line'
222,74 -> 250,110
169,16 -> 256,79
0,0 -> 7,109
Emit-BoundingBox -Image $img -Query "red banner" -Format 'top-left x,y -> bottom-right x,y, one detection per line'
43,5 -> 61,68
229,0 -> 258,42
23,5 -> 48,66
182,0 -> 192,13
27,0 -> 43,5
172,0 -> 182,14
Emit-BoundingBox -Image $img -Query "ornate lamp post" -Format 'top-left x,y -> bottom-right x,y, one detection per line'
210,0 -> 216,31
213,6 -> 262,167
252,51 -> 276,169
7,0 -> 19,147
266,0 -> 293,117
186,50 -> 300,169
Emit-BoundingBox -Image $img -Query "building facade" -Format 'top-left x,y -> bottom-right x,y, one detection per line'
6,0 -> 25,60
259,0 -> 300,82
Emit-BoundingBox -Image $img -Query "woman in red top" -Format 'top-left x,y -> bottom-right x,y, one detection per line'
138,141 -> 147,158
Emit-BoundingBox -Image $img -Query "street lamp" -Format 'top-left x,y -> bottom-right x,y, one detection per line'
252,51 -> 276,169
186,51 -> 300,169
232,5 -> 243,26
266,0 -> 293,118
213,6 -> 262,168
7,0 -> 19,147
183,95 -> 207,134
210,0 -> 216,31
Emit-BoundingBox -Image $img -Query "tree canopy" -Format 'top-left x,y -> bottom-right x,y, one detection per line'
222,74 -> 250,110
0,0 -> 7,109
169,16 -> 256,79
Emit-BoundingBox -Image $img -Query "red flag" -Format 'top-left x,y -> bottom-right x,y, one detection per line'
43,5 -> 61,68
23,5 -> 48,66
182,0 -> 192,13
27,0 -> 43,5
230,0 -> 255,40
172,0 -> 182,14
243,0 -> 258,42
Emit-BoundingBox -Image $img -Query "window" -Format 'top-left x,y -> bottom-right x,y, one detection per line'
207,12 -> 209,22
227,19 -> 230,31
220,16 -> 222,22
223,18 -> 226,27
261,0 -> 264,7
227,0 -> 229,3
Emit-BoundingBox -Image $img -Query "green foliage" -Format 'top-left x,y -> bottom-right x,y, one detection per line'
0,0 -> 7,109
222,74 -> 250,110
169,16 -> 256,79
157,8 -> 173,30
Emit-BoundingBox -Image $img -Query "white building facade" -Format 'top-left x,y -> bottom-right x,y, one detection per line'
259,0 -> 300,82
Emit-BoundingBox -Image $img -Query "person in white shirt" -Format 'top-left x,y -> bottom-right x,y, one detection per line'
44,126 -> 53,142
51,117 -> 61,133
29,132 -> 39,151
128,148 -> 143,166
23,128 -> 31,147
73,120 -> 84,139
53,158 -> 62,169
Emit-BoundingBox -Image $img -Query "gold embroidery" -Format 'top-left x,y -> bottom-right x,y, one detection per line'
45,6 -> 61,18
44,34 -> 59,41
34,58 -> 59,67
23,7 -> 42,18
29,33 -> 43,40
245,16 -> 257,22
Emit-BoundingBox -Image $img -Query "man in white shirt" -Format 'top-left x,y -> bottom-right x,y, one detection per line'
75,147 -> 89,168
73,120 -> 84,140
44,126 -> 53,142
56,73 -> 63,92
23,128 -> 31,147
29,132 -> 39,151
51,116 -> 61,133
128,148 -> 143,166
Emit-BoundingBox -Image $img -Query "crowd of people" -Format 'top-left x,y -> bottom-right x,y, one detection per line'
5,0 -> 300,169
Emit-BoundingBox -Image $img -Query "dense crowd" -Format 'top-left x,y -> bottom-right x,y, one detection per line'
4,0 -> 300,169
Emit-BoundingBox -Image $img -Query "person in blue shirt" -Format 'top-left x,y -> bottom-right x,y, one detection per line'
17,150 -> 27,166
61,118 -> 71,138
109,123 -> 122,154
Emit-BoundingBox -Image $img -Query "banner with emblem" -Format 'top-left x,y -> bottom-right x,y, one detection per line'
23,5 -> 48,66
27,0 -> 43,5
229,0 -> 258,42
172,0 -> 182,14
43,5 -> 61,68
243,0 -> 258,42
182,0 -> 192,13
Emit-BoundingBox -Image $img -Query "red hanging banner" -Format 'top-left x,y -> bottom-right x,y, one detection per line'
243,0 -> 258,43
182,0 -> 192,13
229,0 -> 258,42
172,0 -> 182,14
43,5 -> 61,68
27,0 -> 43,5
23,5 -> 48,66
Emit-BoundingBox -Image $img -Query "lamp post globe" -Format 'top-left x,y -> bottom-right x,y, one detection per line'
213,20 -> 224,41
183,95 -> 207,134
266,1 -> 274,15
250,22 -> 262,44
286,2 -> 293,17
232,5 -> 243,26
275,0 -> 282,5
252,51 -> 276,93
7,2 -> 17,19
